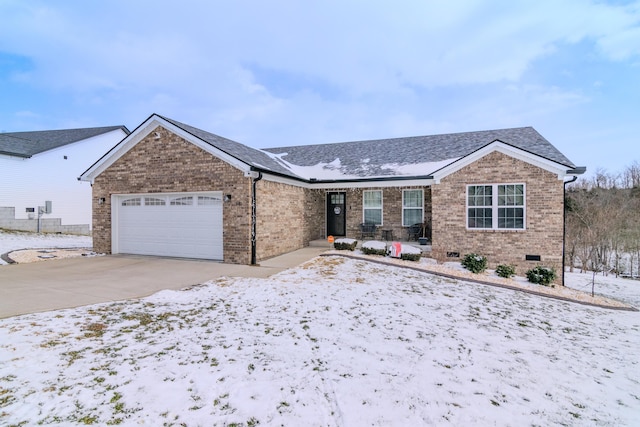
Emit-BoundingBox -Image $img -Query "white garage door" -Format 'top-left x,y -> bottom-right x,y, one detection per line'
113,192 -> 223,260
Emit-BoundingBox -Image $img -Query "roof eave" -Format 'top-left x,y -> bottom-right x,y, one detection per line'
567,166 -> 587,175
0,151 -> 30,159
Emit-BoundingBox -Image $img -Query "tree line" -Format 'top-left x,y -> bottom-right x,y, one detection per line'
565,161 -> 640,277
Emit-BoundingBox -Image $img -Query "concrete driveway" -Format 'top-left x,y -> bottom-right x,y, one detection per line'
0,247 -> 328,318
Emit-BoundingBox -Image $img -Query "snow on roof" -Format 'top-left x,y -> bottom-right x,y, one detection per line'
266,150 -> 459,181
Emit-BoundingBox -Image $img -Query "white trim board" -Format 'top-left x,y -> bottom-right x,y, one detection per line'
431,141 -> 571,184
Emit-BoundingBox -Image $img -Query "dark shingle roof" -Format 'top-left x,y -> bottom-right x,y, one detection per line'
264,127 -> 576,179
159,115 -> 301,178
0,126 -> 129,158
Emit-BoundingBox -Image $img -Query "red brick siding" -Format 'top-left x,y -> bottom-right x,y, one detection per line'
91,126 -> 252,264
322,187 -> 431,241
431,151 -> 564,278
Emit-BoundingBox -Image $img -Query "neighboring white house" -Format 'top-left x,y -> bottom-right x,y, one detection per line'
0,126 -> 129,234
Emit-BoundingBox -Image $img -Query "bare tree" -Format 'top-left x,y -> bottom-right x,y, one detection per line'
565,162 -> 640,280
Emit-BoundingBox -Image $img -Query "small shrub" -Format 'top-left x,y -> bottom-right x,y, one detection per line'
461,253 -> 488,273
526,266 -> 556,286
400,252 -> 421,262
334,238 -> 357,251
400,245 -> 422,262
361,241 -> 387,256
495,264 -> 516,278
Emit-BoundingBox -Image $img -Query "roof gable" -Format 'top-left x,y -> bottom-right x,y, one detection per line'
0,126 -> 129,158
80,114 -> 301,183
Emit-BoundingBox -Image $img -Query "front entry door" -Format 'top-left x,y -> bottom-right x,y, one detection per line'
327,192 -> 346,236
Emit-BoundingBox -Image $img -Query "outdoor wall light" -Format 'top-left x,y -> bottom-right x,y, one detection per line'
98,197 -> 106,205
224,194 -> 232,202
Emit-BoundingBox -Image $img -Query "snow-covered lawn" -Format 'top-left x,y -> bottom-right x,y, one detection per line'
0,230 -> 91,265
1,255 -> 638,426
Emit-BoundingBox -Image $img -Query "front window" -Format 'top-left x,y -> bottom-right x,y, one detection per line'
363,190 -> 383,225
402,189 -> 423,226
467,184 -> 525,229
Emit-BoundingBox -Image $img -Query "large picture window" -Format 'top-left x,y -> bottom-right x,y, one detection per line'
467,184 -> 525,230
402,189 -> 423,226
363,190 -> 383,225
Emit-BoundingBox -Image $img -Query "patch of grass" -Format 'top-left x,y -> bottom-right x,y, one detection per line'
77,414 -> 98,424
0,390 -> 16,406
110,392 -> 122,404
83,322 -> 107,338
63,348 -> 90,366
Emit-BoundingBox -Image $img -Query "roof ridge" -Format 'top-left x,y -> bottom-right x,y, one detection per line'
266,126 -> 538,150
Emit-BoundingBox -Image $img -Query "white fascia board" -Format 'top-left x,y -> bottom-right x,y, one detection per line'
431,141 -> 569,183
260,172 -> 434,189
260,173 -> 309,188
309,178 -> 435,189
80,115 -> 251,183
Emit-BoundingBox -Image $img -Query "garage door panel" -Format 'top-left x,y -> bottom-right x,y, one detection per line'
115,193 -> 223,260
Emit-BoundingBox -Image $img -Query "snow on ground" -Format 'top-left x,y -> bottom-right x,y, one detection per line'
565,270 -> 640,309
1,256 -> 639,426
0,229 -> 91,265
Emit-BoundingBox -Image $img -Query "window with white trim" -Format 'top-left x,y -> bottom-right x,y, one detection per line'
402,189 -> 423,226
467,184 -> 525,229
363,190 -> 382,225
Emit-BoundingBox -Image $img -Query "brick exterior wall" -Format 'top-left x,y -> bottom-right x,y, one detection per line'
91,126 -> 563,273
254,183 -> 328,260
322,187 -> 432,241
304,189 -> 327,242
431,151 -> 564,278
91,126 -> 253,264
255,180 -> 306,260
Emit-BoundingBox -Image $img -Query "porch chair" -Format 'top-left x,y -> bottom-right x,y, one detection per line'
407,223 -> 422,241
359,222 -> 378,240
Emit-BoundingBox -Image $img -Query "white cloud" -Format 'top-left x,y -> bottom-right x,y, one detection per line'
0,0 -> 638,169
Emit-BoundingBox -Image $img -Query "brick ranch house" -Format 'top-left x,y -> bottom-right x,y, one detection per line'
80,113 -> 584,276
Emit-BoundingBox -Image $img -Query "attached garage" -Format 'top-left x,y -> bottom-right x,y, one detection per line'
112,192 -> 223,260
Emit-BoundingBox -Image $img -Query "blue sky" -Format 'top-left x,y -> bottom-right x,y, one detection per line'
1,0 -> 639,176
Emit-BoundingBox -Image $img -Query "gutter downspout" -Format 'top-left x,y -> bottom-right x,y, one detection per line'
251,171 -> 263,265
562,175 -> 579,286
